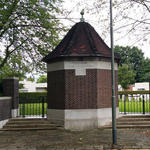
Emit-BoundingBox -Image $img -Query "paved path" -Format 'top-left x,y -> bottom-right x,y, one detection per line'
0,128 -> 150,150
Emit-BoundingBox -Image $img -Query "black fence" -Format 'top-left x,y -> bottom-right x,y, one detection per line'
119,93 -> 150,114
19,92 -> 47,118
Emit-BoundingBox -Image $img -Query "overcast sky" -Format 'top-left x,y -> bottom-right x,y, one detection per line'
62,0 -> 150,58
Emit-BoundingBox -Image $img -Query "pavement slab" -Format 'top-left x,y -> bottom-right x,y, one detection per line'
0,128 -> 150,149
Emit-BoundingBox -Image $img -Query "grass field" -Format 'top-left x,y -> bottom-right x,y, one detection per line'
19,103 -> 47,116
119,100 -> 150,113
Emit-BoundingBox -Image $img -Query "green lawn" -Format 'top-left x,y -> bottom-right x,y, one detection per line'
119,100 -> 150,113
19,103 -> 47,116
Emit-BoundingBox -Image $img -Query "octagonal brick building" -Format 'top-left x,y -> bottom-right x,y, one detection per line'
42,21 -> 120,130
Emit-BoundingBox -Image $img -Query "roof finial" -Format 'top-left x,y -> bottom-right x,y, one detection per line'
80,9 -> 85,22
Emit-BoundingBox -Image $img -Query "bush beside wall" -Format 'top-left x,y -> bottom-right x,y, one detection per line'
119,90 -> 150,95
19,92 -> 47,103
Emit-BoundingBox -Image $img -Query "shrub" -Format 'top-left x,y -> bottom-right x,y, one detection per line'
119,90 -> 150,95
19,92 -> 47,103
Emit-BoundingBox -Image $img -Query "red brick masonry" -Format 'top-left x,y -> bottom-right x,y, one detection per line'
47,69 -> 118,109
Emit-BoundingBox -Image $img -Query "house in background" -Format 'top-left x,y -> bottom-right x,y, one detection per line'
20,81 -> 149,92
118,82 -> 150,91
133,82 -> 149,91
19,81 -> 47,92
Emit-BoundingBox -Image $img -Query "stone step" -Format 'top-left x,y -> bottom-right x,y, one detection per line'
103,115 -> 150,129
9,118 -> 47,122
120,115 -> 150,118
2,118 -> 63,131
8,118 -> 52,124
0,127 -> 61,131
3,124 -> 62,129
117,118 -> 150,121
7,121 -> 53,125
117,121 -> 150,125
103,124 -> 150,129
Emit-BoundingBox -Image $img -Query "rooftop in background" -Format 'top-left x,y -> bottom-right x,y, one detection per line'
42,22 -> 119,63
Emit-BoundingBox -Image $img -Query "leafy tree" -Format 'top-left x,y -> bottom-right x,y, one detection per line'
19,83 -> 24,89
27,77 -> 35,82
37,75 -> 47,83
118,64 -> 135,90
0,0 -> 64,73
114,45 -> 144,82
138,58 -> 150,82
0,54 -> 29,80
0,55 -> 27,95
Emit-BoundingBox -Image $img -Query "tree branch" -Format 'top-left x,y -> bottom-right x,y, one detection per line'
143,1 -> 150,13
9,38 -> 29,55
0,41 -> 14,69
131,0 -> 150,12
0,35 -> 28,69
125,16 -> 150,25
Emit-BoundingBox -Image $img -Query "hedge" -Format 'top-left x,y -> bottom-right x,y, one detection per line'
19,91 -> 150,103
119,90 -> 150,95
19,92 -> 47,97
19,92 -> 47,103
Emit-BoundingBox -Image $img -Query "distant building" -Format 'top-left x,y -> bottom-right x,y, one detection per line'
19,81 -> 47,92
133,82 -> 149,91
118,82 -> 150,91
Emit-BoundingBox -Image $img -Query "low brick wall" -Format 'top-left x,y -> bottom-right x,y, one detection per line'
0,97 -> 11,128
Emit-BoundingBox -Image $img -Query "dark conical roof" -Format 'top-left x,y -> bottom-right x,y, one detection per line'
42,22 -> 118,62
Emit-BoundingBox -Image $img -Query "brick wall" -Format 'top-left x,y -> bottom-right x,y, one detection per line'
65,69 -> 97,109
0,97 -> 11,121
47,69 -> 118,110
3,78 -> 19,109
97,70 -> 118,108
47,70 -> 65,109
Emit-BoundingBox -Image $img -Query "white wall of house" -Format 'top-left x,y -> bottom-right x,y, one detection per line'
19,81 -> 47,92
20,81 -> 149,93
118,82 -> 150,91
133,82 -> 149,91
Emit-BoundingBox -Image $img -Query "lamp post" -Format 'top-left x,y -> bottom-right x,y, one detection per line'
110,0 -> 117,145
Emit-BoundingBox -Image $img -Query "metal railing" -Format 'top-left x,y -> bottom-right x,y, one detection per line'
119,93 -> 150,114
19,95 -> 47,118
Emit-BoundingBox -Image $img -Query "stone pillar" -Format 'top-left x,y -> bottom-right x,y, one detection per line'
2,78 -> 19,118
0,97 -> 11,128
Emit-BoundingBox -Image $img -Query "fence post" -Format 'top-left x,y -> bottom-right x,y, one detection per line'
142,95 -> 145,114
120,94 -> 122,113
42,97 -> 44,118
124,95 -> 126,114
22,102 -> 25,118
